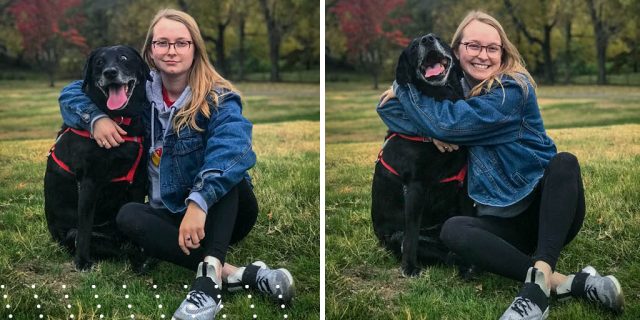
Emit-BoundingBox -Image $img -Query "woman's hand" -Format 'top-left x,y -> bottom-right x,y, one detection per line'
379,86 -> 396,106
433,138 -> 459,153
93,117 -> 127,149
178,202 -> 207,255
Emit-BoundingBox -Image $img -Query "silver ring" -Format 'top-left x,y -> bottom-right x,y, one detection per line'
444,146 -> 449,150
185,236 -> 191,241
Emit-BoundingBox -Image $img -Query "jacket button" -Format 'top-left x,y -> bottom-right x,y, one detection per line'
82,113 -> 90,122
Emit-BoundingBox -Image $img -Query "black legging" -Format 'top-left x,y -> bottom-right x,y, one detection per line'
116,179 -> 258,271
440,152 -> 585,281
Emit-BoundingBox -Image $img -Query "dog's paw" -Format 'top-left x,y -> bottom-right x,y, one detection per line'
74,257 -> 93,272
401,264 -> 421,278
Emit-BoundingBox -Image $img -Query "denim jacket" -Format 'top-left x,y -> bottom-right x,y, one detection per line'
59,80 -> 256,213
377,75 -> 557,207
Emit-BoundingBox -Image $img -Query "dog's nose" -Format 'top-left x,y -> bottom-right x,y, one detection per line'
422,35 -> 436,44
103,68 -> 118,79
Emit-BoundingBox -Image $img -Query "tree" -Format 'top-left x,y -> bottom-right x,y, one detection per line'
331,0 -> 410,89
9,0 -> 87,86
585,0 -> 623,84
258,0 -> 300,82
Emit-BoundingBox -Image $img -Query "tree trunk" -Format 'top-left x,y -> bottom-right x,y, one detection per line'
238,15 -> 246,81
563,20 -> 572,84
216,23 -> 227,76
587,0 -> 609,85
259,0 -> 281,82
542,25 -> 555,84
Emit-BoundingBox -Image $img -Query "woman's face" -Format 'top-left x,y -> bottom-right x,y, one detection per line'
150,18 -> 195,77
455,20 -> 502,83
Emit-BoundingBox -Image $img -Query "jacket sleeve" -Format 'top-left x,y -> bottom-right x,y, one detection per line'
59,80 -> 106,133
188,93 -> 256,210
382,79 -> 530,145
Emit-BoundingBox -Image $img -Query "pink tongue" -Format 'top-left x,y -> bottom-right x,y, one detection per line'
425,63 -> 444,78
107,86 -> 127,110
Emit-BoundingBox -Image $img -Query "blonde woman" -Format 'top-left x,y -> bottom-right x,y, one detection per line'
378,11 -> 623,320
59,8 -> 294,320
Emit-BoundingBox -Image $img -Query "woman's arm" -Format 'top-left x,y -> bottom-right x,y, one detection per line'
186,93 -> 256,213
59,80 -> 126,148
380,79 -> 530,145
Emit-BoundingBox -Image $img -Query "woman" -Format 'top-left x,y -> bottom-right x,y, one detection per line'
59,9 -> 294,319
378,11 -> 623,319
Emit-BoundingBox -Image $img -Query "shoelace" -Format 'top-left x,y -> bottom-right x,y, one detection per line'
256,273 -> 274,294
585,284 -> 600,302
510,297 -> 533,317
186,290 -> 208,308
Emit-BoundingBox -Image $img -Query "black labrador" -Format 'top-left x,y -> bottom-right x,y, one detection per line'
44,45 -> 151,271
371,34 -> 475,277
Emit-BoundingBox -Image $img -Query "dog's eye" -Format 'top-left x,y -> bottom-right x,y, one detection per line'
120,55 -> 128,61
96,59 -> 104,66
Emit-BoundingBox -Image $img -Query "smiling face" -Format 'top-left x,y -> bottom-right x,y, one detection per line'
455,20 -> 502,83
150,18 -> 195,77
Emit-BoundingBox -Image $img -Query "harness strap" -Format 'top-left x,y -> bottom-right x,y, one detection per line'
49,127 -> 143,184
376,133 -> 466,186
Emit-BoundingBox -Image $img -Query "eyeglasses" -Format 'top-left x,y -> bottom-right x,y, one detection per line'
151,40 -> 193,53
461,42 -> 502,58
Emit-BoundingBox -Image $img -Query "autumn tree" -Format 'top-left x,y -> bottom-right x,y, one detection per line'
9,0 -> 87,87
331,0 -> 410,89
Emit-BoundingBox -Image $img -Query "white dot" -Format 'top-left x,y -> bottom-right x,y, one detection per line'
130,315 -> 134,319
6,304 -> 10,308
65,295 -> 69,299
160,315 -> 165,319
222,315 -> 227,319
3,295 -> 6,299
281,304 -> 285,309
8,315 -> 12,319
70,315 -> 74,319
220,304 -> 224,309
253,315 -> 257,319
1,285 -> 4,289
247,294 -> 252,299
278,294 -> 283,299
37,304 -> 41,309
91,285 -> 96,289
94,294 -> 99,299
62,285 -> 66,289
31,284 -> 35,289
122,285 -> 127,289
39,315 -> 43,318
217,294 -> 221,299
183,285 -> 188,289
250,304 -> 255,308
97,304 -> 101,309
244,285 -> 249,289
128,304 -> 132,309
155,294 -> 160,299
158,304 -> 163,309
153,285 -> 157,289
34,294 -> 38,299
125,294 -> 129,299
100,315 -> 104,319
276,285 -> 280,289
284,315 -> 288,319
67,304 -> 71,309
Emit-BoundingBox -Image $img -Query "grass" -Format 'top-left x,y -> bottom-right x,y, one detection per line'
325,82 -> 640,319
0,80 -> 319,319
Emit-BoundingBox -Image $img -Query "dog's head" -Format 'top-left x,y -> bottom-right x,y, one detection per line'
395,34 -> 463,101
82,45 -> 151,114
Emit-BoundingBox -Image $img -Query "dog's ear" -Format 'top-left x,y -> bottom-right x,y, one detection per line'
82,49 -> 100,93
126,45 -> 152,82
395,49 -> 412,86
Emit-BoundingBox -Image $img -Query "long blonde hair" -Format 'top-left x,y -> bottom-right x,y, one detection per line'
451,11 -> 536,97
141,9 -> 239,132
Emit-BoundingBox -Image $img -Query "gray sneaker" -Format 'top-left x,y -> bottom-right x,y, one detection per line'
580,271 -> 624,313
500,267 -> 550,320
251,261 -> 295,304
172,262 -> 222,320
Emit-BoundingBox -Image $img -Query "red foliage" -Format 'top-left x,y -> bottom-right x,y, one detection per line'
331,0 -> 411,56
9,0 -> 88,56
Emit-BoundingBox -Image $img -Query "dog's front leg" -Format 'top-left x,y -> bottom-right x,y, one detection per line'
75,178 -> 99,271
402,182 -> 427,277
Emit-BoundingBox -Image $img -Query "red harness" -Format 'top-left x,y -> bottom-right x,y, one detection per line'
49,123 -> 144,184
377,133 -> 468,186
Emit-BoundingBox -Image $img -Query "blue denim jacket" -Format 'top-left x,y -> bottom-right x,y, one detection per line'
377,76 -> 557,207
59,80 -> 256,213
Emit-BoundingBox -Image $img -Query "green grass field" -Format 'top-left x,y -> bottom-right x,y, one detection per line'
326,82 -> 640,319
0,80 -> 320,319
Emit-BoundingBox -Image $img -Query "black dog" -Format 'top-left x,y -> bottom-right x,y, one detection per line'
371,34 -> 475,277
44,46 -> 151,271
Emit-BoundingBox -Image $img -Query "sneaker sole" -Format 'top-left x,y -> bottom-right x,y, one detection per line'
605,275 -> 625,314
